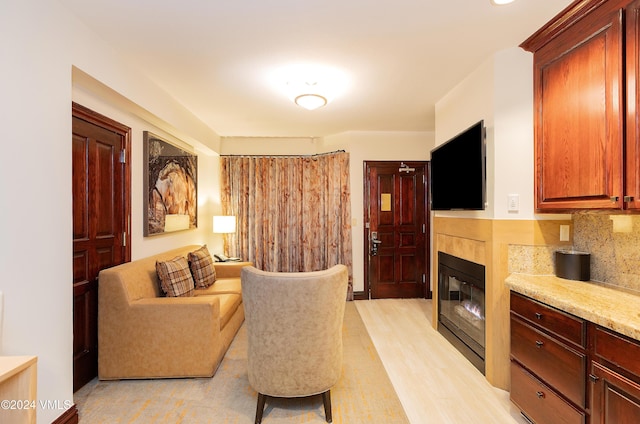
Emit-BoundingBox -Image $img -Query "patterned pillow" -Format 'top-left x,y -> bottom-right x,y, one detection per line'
188,245 -> 217,288
156,256 -> 195,297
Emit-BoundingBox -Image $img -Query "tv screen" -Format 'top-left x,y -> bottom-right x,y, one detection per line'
430,120 -> 486,210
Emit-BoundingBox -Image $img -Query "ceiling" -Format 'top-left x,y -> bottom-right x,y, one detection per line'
60,0 -> 574,138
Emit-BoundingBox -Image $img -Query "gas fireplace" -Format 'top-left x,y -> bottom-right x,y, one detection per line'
437,251 -> 486,373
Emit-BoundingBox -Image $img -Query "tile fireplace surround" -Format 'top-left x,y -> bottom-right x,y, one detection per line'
431,216 -> 572,391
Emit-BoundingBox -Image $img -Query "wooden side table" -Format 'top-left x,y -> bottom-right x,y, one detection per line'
0,356 -> 37,424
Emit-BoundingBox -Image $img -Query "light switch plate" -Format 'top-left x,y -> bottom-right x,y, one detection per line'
507,194 -> 519,212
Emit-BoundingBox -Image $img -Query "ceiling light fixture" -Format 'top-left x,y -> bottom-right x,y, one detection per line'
290,80 -> 328,110
491,0 -> 515,4
270,64 -> 348,111
294,94 -> 327,110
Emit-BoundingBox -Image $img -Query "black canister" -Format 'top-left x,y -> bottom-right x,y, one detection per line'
555,250 -> 590,281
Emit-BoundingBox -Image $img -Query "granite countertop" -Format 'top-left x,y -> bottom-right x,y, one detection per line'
505,273 -> 640,341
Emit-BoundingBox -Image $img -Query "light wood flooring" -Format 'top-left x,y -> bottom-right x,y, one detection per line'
355,298 -> 527,424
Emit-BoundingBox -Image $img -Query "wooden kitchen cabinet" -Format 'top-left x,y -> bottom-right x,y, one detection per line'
521,0 -> 640,212
510,292 -> 587,423
511,362 -> 586,424
624,0 -> 640,210
509,292 -> 640,424
590,326 -> 640,423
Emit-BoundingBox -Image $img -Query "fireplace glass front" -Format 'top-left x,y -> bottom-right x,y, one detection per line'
437,251 -> 486,373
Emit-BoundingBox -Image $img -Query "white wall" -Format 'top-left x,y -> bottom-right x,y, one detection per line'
220,137 -> 321,156
1,5 -> 76,422
323,131 -> 434,293
1,1 -> 223,422
435,56 -> 496,219
492,49 -> 536,220
72,86 -> 224,259
435,47 -> 570,221
435,47 -> 542,220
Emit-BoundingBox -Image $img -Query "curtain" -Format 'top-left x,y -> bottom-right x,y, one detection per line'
220,151 -> 353,300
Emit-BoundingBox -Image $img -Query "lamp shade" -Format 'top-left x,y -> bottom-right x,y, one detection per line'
213,215 -> 236,233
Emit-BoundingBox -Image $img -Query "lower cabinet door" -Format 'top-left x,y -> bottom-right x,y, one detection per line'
511,361 -> 586,424
591,361 -> 640,424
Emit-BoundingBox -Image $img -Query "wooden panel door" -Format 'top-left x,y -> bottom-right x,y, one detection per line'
365,161 -> 428,299
532,4 -> 624,211
72,103 -> 130,391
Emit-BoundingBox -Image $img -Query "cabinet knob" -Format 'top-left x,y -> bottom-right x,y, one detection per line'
536,391 -> 545,399
611,196 -> 620,202
535,340 -> 544,348
534,312 -> 543,320
589,374 -> 600,383
624,196 -> 634,202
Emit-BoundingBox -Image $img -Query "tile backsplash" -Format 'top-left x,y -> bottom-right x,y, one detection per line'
508,244 -> 558,275
507,214 -> 640,292
573,214 -> 640,292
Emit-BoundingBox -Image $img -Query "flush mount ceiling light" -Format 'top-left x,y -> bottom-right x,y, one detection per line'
491,0 -> 515,4
294,94 -> 327,110
288,79 -> 329,110
270,64 -> 348,111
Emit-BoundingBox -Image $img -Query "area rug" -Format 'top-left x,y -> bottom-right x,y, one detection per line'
75,302 -> 410,423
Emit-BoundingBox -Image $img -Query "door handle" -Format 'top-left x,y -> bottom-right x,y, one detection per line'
370,236 -> 382,256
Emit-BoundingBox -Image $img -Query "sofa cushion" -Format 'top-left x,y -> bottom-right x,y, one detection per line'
194,278 -> 242,296
188,245 -> 217,288
155,256 -> 195,297
217,293 -> 242,330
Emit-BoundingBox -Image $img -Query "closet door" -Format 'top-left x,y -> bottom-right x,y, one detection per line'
72,103 -> 130,391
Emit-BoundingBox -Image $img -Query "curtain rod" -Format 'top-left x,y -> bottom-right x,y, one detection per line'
221,149 -> 346,158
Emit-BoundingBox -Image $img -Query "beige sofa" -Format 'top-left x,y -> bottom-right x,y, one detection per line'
98,245 -> 249,380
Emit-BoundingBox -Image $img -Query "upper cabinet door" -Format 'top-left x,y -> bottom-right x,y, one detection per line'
625,0 -> 640,209
532,4 -> 624,211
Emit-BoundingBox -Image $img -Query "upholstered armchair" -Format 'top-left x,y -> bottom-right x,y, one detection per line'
241,265 -> 349,424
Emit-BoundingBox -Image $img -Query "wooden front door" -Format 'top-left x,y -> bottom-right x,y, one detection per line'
364,161 -> 429,299
72,103 -> 131,391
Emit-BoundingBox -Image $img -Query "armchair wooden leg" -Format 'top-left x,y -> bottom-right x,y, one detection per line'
255,393 -> 266,424
322,390 -> 332,423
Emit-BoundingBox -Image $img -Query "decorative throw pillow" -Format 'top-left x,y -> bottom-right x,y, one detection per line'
188,245 -> 217,288
156,256 -> 195,297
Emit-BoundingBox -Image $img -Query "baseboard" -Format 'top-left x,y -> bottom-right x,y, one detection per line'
353,290 -> 368,300
52,405 -> 78,424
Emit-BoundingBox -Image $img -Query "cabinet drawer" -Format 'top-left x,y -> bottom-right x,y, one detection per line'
511,317 -> 586,407
593,325 -> 640,378
511,292 -> 586,347
511,361 -> 586,424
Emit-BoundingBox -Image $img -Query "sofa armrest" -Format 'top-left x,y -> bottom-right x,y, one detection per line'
214,261 -> 253,279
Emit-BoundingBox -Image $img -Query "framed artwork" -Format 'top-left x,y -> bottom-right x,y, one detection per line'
143,131 -> 198,236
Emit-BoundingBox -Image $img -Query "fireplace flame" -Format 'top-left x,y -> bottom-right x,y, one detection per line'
462,300 -> 484,321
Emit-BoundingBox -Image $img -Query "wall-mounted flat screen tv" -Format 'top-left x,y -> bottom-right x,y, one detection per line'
430,120 -> 486,210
